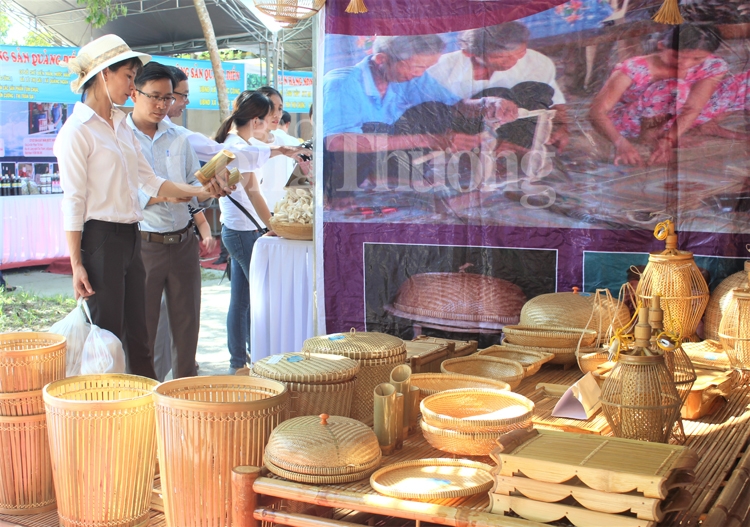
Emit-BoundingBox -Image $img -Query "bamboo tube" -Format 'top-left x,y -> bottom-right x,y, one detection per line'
408,385 -> 420,432
254,509 -> 362,527
390,364 -> 412,435
232,466 -> 262,527
373,383 -> 397,455
252,477 -> 531,527
196,150 -> 235,185
394,392 -> 405,449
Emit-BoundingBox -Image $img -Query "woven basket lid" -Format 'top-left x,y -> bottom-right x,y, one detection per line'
520,291 -> 631,336
264,414 -> 381,480
391,272 -> 526,324
302,330 -> 405,360
252,352 -> 360,384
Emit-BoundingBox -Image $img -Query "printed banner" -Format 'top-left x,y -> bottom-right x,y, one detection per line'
318,0 -> 750,343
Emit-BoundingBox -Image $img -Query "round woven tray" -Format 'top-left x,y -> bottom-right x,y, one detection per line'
502,325 -> 597,348
268,218 -> 312,241
252,352 -> 360,384
370,459 -> 494,500
411,373 -> 510,400
265,458 -> 377,485
421,419 -> 531,456
477,345 -> 554,376
420,388 -> 533,432
440,356 -> 524,390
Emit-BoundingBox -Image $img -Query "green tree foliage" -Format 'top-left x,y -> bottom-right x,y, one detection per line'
76,0 -> 127,28
0,13 -> 13,44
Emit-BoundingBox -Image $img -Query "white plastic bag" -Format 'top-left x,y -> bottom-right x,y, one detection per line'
49,298 -> 91,376
80,300 -> 126,375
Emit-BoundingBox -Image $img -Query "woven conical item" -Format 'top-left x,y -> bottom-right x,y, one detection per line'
264,414 -> 381,484
719,288 -> 750,370
704,262 -> 750,341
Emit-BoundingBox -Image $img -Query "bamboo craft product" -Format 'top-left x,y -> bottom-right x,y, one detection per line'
301,331 -> 406,425
0,389 -> 44,416
410,373 -> 510,400
681,368 -> 734,420
268,218 -> 313,241
412,335 -> 478,359
370,459 -> 494,501
492,429 -> 699,499
43,374 -> 159,527
251,352 -> 359,418
502,325 -> 598,348
718,288 -> 750,370
477,345 -> 554,377
154,376 -> 288,527
0,332 -> 66,392
404,340 -> 450,373
0,413 -> 55,515
682,340 -> 731,371
500,341 -> 599,366
704,261 -> 750,341
528,384 -> 611,435
264,414 -> 381,484
420,388 -> 533,432
440,356 -> 524,390
195,149 -> 235,184
373,383 -> 397,455
635,220 -> 710,338
421,419 -> 524,456
390,364 -> 413,440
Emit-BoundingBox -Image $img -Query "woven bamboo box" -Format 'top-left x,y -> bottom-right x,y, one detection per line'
404,340 -> 450,373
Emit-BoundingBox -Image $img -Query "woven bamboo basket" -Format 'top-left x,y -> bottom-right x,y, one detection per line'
264,414 -> 381,484
0,413 -> 56,515
719,288 -> 750,370
704,262 -> 750,341
682,339 -> 731,371
477,345 -> 554,376
268,218 -> 312,240
420,388 -> 533,432
43,374 -> 158,527
251,352 -> 359,418
440,356 -> 524,390
577,349 -> 611,374
154,376 -> 288,527
410,373 -> 510,400
369,459 -> 494,500
302,331 -> 406,425
0,332 -> 66,392
500,341 -> 596,366
503,325 -> 598,348
600,355 -> 682,443
0,389 -> 45,416
421,418 -> 530,456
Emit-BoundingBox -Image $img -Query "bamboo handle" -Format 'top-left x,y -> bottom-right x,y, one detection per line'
495,428 -> 539,453
232,466 -> 262,527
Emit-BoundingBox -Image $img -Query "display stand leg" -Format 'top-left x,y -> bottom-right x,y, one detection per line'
413,324 -> 423,337
233,466 -> 262,527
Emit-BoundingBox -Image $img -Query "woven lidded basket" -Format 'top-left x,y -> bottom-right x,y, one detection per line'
411,373 -> 510,400
265,414 -> 381,484
302,331 -> 406,425
440,356 -> 524,390
421,418 -> 529,456
0,332 -> 66,392
252,352 -> 359,418
477,345 -> 554,376
704,261 -> 750,341
420,388 -> 533,432
503,325 -> 597,348
391,272 -> 526,325
268,218 -> 312,241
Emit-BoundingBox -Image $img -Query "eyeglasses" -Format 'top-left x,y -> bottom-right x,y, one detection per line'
173,90 -> 189,101
136,89 -> 175,106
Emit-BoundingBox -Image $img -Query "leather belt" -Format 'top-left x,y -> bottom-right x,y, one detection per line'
141,225 -> 191,245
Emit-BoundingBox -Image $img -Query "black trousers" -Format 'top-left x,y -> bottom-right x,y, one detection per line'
81,220 -> 156,379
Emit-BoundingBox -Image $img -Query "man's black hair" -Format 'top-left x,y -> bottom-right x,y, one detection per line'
135,62 -> 175,89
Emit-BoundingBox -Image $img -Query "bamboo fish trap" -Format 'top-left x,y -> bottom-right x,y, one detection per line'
718,288 -> 750,371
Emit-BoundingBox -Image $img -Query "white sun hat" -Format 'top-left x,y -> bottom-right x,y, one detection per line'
67,34 -> 151,94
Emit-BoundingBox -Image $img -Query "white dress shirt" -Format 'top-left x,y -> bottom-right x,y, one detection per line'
255,133 -> 297,212
219,133 -> 267,232
54,103 -> 166,231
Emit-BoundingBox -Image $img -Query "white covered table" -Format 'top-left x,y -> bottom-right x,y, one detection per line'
249,235 -> 314,362
0,195 -> 68,267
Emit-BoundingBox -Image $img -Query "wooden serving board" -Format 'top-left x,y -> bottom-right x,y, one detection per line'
489,494 -> 657,527
527,385 -> 611,435
492,429 -> 698,499
492,475 -> 692,521
404,340 -> 450,373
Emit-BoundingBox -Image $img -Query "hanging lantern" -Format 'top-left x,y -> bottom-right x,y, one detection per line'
704,260 -> 750,341
253,0 -> 326,25
635,220 -> 710,340
718,288 -> 750,370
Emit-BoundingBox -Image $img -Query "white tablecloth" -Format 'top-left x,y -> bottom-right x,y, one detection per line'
0,195 -> 68,266
249,236 -> 314,362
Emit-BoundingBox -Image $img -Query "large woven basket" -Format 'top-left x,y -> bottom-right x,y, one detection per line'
154,376 -> 288,527
411,373 -> 510,400
0,413 -> 56,515
0,389 -> 45,416
251,352 -> 359,418
0,332 -> 66,392
704,262 -> 750,341
440,356 -> 524,390
420,388 -> 533,432
369,459 -> 493,500
44,374 -> 159,527
477,345 -> 554,376
268,218 -> 312,240
302,331 -> 406,425
503,325 -> 597,348
421,419 -> 530,456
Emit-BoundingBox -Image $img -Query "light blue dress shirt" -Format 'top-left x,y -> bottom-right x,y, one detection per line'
128,115 -> 202,233
322,57 -> 461,136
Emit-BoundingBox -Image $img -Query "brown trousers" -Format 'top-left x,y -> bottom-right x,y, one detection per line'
141,232 -> 201,379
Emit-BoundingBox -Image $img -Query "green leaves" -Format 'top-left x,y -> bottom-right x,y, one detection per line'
76,0 -> 128,28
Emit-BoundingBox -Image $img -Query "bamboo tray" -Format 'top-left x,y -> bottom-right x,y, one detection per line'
502,326 -> 597,349
268,218 -> 312,240
500,342 -> 598,366
440,356 -> 524,390
491,429 -> 698,499
492,475 -> 692,521
370,459 -> 493,501
420,389 -> 533,432
404,340 -> 450,373
527,385 -> 610,435
478,345 -> 554,376
410,373 -> 510,400
413,336 -> 478,359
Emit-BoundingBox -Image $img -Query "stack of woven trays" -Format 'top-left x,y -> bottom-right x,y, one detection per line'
419,388 -> 533,456
501,325 -> 598,366
489,429 -> 698,527
0,332 -> 66,515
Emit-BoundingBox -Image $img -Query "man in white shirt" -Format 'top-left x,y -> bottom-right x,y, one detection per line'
428,21 -> 569,150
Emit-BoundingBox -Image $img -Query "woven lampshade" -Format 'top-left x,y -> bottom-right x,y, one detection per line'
635,221 -> 709,339
253,0 -> 325,25
718,288 -> 750,370
704,261 -> 750,341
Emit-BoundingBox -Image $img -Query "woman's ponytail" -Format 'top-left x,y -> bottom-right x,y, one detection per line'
214,91 -> 272,144
214,115 -> 235,144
